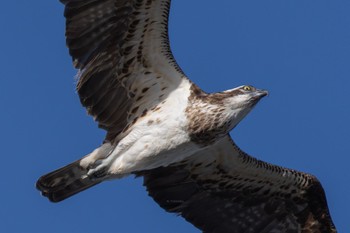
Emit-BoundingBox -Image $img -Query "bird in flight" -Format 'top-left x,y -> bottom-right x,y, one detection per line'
37,0 -> 337,232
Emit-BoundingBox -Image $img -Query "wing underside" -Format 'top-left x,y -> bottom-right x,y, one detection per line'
138,136 -> 337,233
60,0 -> 186,142
59,1 -> 336,232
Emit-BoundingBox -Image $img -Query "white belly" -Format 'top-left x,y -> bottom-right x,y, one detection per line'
107,78 -> 200,174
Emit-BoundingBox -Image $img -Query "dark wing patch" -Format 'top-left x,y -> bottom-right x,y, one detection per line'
138,136 -> 337,233
60,0 -> 186,142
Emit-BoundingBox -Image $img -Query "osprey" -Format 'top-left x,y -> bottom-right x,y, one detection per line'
37,0 -> 337,232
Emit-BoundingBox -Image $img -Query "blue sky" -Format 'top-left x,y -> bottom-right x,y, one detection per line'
0,1 -> 349,232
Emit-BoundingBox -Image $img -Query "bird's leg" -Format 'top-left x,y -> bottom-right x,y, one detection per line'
79,142 -> 114,171
86,158 -> 109,179
86,138 -> 135,179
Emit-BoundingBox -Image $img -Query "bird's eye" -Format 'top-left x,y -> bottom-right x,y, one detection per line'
243,85 -> 252,91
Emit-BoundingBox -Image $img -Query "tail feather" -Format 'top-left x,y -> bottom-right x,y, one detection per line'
36,160 -> 100,202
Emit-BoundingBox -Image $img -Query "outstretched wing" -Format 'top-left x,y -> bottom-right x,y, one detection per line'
139,135 -> 337,233
60,0 -> 186,141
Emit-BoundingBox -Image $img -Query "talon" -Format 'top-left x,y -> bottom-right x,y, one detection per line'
86,152 -> 115,180
88,166 -> 108,180
87,159 -> 103,170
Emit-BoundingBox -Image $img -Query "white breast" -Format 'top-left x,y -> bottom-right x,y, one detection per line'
107,78 -> 202,174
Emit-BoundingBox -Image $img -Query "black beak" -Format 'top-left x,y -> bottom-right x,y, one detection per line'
254,89 -> 269,100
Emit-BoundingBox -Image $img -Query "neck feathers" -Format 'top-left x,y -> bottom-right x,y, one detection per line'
186,84 -> 236,145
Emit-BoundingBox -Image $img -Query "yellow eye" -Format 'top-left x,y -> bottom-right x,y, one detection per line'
243,85 -> 252,91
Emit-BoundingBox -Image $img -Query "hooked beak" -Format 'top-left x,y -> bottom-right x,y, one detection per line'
253,89 -> 269,100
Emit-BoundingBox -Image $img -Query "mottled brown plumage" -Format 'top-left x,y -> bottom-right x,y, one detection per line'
65,0 -> 183,142
138,136 -> 336,233
186,86 -> 234,145
36,1 -> 337,232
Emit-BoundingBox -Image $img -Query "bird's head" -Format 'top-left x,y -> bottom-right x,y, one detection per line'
222,85 -> 268,129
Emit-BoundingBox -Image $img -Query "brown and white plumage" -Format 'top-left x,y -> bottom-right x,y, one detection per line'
63,0 -> 184,142
138,136 -> 336,233
37,0 -> 337,232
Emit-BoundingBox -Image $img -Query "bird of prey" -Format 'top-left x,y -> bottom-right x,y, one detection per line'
37,0 -> 337,232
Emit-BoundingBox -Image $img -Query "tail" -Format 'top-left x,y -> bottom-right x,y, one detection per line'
36,160 -> 101,202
